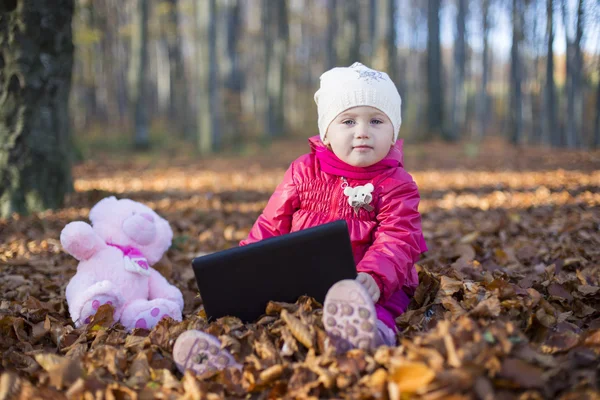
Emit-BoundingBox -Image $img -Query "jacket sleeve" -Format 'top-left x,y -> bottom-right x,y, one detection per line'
239,162 -> 300,246
356,180 -> 425,303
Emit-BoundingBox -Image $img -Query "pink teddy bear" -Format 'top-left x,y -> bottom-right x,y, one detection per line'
61,196 -> 184,331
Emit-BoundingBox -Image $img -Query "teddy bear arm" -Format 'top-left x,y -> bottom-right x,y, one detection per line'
148,268 -> 184,310
60,221 -> 108,261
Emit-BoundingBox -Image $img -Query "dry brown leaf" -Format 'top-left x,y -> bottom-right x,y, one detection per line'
34,353 -> 83,390
2,145 -> 600,399
88,303 -> 114,329
577,285 -> 599,296
469,296 -> 501,318
441,296 -> 467,319
280,309 -> 313,349
259,364 -> 284,383
498,358 -> 544,389
547,283 -> 573,301
439,276 -> 463,296
388,362 -> 436,394
459,231 -> 480,244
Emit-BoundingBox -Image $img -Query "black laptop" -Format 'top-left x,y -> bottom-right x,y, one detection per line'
191,220 -> 357,323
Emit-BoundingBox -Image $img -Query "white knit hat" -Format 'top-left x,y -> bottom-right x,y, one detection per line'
314,62 -> 402,141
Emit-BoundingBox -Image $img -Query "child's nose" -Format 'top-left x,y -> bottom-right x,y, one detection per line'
355,124 -> 370,138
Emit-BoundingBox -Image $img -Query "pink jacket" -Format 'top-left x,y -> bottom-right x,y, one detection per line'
240,136 -> 427,328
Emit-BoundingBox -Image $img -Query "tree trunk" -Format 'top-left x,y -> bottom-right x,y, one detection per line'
561,0 -> 583,148
546,0 -> 558,146
573,0 -> 583,148
325,0 -> 338,69
219,0 -> 243,148
450,0 -> 467,141
594,62 -> 600,149
387,0 -> 398,84
427,0 -> 444,139
477,0 -> 490,140
510,0 -> 523,145
129,0 -> 150,149
0,0 -> 74,217
263,0 -> 288,138
336,0 -> 360,66
368,0 -> 377,63
373,0 -> 397,84
165,0 -> 192,139
195,0 -> 219,153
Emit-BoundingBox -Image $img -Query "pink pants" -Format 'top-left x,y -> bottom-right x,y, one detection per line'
375,287 -> 411,332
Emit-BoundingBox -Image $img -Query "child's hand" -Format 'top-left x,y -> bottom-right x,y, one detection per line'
356,272 -> 380,303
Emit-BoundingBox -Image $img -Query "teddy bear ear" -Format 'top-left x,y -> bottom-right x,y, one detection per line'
343,187 -> 352,196
89,196 -> 118,222
364,183 -> 374,191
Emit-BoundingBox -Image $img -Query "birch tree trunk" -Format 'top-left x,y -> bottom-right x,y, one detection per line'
0,0 -> 74,217
195,0 -> 219,153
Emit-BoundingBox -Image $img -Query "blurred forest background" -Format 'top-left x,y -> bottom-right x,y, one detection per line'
70,0 -> 600,153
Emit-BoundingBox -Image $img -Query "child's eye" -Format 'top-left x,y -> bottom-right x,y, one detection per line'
342,120 -> 355,126
371,119 -> 383,125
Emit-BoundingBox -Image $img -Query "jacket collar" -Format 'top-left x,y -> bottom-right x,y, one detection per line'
308,135 -> 403,180
308,135 -> 404,168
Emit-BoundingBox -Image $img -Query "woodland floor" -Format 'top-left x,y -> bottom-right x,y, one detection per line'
0,137 -> 599,399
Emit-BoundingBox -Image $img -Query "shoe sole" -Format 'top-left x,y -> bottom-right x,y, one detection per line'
322,279 -> 378,353
172,330 -> 238,375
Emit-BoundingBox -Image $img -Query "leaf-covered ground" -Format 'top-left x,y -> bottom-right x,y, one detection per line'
1,138 -> 599,399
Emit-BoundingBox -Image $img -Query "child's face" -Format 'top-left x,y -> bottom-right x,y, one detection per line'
323,106 -> 395,167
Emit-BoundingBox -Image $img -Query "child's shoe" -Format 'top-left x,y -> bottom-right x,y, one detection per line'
322,279 -> 379,353
173,330 -> 241,375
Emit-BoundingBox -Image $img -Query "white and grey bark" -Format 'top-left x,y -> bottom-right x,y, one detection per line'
195,0 -> 219,153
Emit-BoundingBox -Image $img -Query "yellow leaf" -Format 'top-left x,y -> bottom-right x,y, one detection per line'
459,231 -> 480,244
389,362 -> 435,393
34,353 -> 63,372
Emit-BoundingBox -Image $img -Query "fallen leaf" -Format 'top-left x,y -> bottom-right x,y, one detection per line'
498,358 -> 544,389
577,285 -> 599,296
34,353 -> 83,390
388,362 -> 435,393
439,276 -> 463,296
